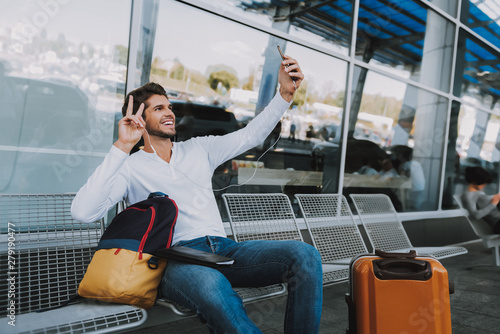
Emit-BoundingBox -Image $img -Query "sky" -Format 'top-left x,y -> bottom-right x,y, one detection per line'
1,0 -> 130,46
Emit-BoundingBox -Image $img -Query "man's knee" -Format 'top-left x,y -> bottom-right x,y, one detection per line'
283,241 -> 322,276
289,240 -> 321,262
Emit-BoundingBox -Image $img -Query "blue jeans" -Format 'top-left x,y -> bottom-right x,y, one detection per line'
159,236 -> 323,334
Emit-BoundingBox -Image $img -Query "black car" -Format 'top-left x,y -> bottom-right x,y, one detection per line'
170,100 -> 240,141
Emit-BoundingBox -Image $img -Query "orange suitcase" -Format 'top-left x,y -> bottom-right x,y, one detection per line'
345,250 -> 453,334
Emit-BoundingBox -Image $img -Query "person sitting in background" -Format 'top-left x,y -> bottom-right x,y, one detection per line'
397,147 -> 425,210
379,158 -> 399,180
462,166 -> 500,234
355,158 -> 378,175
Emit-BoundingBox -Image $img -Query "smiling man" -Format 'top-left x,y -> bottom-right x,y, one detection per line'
71,55 -> 323,334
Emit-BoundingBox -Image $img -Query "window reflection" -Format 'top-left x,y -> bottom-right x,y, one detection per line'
356,0 -> 454,92
215,0 -> 353,55
443,102 -> 500,209
288,0 -> 353,56
196,0 -> 273,27
426,0 -> 458,17
152,1 -> 348,212
461,0 -> 500,49
345,68 -> 447,212
0,0 -> 130,194
454,29 -> 500,112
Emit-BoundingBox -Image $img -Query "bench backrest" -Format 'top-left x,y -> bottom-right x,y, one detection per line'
350,193 -> 412,251
454,195 -> 494,237
0,194 -> 103,316
222,193 -> 303,242
295,194 -> 368,261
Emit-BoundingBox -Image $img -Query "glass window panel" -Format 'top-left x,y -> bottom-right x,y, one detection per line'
461,0 -> 500,49
454,29 -> 500,110
425,0 -> 458,17
151,1 -> 348,215
288,0 -> 353,56
356,0 -> 454,92
198,0 -> 353,56
442,102 -> 500,209
197,0 -> 273,27
0,0 -> 130,194
345,67 -> 448,212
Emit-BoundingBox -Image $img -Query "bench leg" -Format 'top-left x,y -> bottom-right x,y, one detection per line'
494,246 -> 500,267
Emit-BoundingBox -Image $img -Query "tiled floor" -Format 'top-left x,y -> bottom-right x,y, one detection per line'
125,241 -> 500,333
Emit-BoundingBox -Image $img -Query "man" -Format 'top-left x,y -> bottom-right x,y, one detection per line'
72,55 -> 323,333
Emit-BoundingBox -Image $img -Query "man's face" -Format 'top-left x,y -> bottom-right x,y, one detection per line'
143,94 -> 176,139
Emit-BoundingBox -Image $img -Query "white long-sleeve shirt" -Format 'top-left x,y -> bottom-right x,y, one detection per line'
72,93 -> 291,244
462,190 -> 500,228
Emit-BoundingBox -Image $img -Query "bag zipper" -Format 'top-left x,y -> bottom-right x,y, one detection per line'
121,198 -> 178,258
138,207 -> 156,260
166,198 -> 178,248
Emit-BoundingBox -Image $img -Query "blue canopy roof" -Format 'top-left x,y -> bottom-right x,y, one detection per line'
240,0 -> 500,98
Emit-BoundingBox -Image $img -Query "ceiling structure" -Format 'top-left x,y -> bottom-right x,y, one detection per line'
238,0 -> 500,103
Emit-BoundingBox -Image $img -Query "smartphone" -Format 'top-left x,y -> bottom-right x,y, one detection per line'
277,45 -> 296,87
277,45 -> 285,60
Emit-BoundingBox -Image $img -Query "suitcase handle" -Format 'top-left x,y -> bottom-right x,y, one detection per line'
373,258 -> 432,281
375,249 -> 417,259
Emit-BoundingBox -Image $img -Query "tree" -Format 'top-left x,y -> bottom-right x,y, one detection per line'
208,70 -> 239,91
291,80 -> 308,108
170,62 -> 185,80
242,73 -> 254,91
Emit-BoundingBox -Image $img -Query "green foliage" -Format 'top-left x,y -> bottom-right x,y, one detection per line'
188,71 -> 208,86
242,73 -> 254,91
359,94 -> 402,120
170,63 -> 185,80
291,80 -> 308,108
208,70 -> 239,91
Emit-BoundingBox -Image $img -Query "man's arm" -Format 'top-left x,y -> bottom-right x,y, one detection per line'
462,191 -> 496,220
205,56 -> 303,167
71,147 -> 130,223
71,96 -> 145,222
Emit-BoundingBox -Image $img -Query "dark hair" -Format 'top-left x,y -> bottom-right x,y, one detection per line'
121,82 -> 168,117
465,166 -> 492,185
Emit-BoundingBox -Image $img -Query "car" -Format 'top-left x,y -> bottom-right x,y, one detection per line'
170,100 -> 240,141
312,138 -> 388,173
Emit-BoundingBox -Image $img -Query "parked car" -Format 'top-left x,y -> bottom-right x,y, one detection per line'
170,100 -> 240,141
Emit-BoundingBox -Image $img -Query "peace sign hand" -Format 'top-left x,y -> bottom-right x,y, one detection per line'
114,95 -> 146,153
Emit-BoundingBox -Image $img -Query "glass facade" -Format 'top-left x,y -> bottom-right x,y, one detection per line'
345,68 -> 447,211
0,0 -> 130,193
2,0 -> 500,216
356,0 -> 455,93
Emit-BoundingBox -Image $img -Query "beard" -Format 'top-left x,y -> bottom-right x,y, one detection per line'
145,123 -> 176,139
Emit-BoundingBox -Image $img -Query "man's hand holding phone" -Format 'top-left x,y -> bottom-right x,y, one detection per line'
277,45 -> 303,102
114,95 -> 146,154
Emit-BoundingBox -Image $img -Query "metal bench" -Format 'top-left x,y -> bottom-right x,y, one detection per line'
0,194 -> 147,334
118,198 -> 287,318
223,193 -> 348,286
350,193 -> 468,259
295,194 -> 367,271
454,195 -> 500,266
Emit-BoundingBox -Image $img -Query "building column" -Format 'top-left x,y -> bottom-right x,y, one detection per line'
255,7 -> 291,114
411,3 -> 454,210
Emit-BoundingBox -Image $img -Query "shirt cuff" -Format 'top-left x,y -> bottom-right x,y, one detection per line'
269,92 -> 293,112
110,144 -> 130,158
